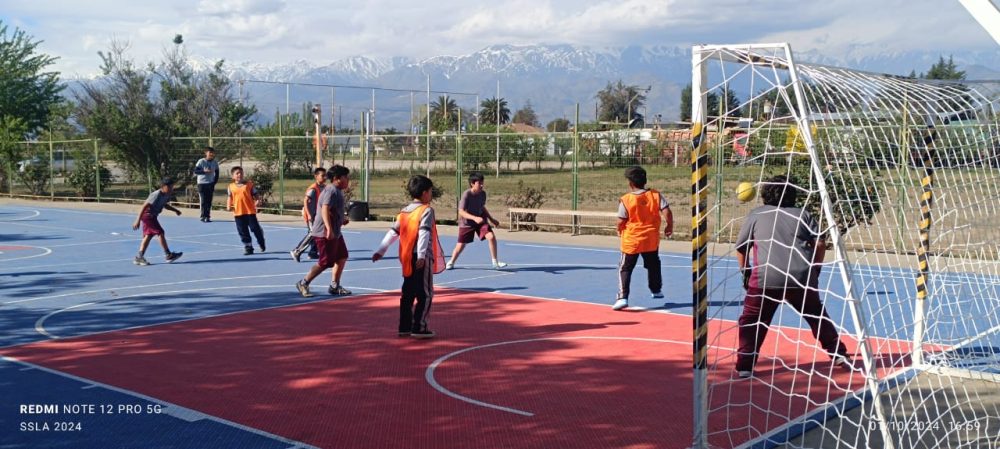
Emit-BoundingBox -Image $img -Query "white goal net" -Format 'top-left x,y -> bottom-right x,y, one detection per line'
690,43 -> 1000,449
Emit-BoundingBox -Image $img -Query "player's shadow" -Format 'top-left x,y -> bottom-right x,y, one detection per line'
0,271 -> 67,277
499,265 -> 604,274
453,286 -> 528,293
656,301 -> 731,310
0,233 -> 67,242
526,321 -> 641,334
179,256 -> 287,265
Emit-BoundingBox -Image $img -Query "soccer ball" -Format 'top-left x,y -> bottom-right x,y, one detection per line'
736,182 -> 756,203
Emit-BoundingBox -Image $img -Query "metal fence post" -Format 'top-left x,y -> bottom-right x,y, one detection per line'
456,110 -> 464,221
94,139 -> 101,201
278,136 -> 285,214
48,131 -> 54,199
572,104 -> 580,233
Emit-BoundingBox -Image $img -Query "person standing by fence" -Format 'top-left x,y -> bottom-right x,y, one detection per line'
193,146 -> 220,222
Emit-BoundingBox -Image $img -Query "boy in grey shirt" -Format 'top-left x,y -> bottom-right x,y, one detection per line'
446,171 -> 506,270
193,146 -> 220,222
734,175 -> 849,378
296,165 -> 351,297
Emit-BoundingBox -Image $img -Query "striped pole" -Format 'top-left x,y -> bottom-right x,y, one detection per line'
912,125 -> 937,366
690,46 -> 710,449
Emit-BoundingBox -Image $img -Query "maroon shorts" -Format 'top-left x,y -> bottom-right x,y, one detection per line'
314,235 -> 348,268
140,213 -> 164,236
457,223 -> 493,244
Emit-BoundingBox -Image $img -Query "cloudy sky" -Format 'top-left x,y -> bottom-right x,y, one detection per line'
1,0 -> 996,76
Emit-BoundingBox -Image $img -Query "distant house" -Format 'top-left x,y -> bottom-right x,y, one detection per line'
506,123 -> 546,134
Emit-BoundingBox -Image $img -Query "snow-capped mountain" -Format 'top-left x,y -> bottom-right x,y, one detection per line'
230,44 -> 998,129
66,44 -> 1000,130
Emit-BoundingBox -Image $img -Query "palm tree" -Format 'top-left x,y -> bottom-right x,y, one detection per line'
479,96 -> 510,126
429,95 -> 458,131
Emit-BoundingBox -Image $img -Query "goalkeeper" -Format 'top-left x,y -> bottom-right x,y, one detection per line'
734,175 -> 850,378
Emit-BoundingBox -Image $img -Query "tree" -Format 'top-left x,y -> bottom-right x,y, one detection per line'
924,55 -> 966,80
479,96 -> 510,126
596,80 -> 647,124
679,83 -> 744,122
76,38 -> 255,184
0,21 -> 64,137
547,118 -> 570,132
429,95 -> 458,132
512,100 -> 539,127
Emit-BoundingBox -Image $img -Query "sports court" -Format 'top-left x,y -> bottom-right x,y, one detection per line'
3,199 -> 1000,448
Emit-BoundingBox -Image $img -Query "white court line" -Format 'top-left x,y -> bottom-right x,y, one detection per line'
0,209 -> 40,221
0,221 -> 98,233
0,206 -> 129,217
506,243 -> 690,259
0,246 -> 52,263
36,284 -> 293,339
0,355 -> 321,449
425,336 -> 698,416
437,272 -> 515,286
4,266 -> 397,305
0,247 -> 240,273
30,286 -> 390,341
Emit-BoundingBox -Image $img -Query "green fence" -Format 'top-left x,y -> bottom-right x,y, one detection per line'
0,127 -> 692,235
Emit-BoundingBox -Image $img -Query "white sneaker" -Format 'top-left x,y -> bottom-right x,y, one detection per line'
612,298 -> 628,311
445,262 -> 454,270
492,261 -> 507,270
737,370 -> 753,379
833,355 -> 854,370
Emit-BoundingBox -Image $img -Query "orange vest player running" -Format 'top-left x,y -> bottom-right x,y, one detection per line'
372,175 -> 445,339
612,166 -> 673,311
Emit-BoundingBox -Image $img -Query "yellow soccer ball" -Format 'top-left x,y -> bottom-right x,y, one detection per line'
736,182 -> 756,203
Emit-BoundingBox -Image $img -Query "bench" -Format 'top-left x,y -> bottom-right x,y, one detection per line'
508,207 -> 620,235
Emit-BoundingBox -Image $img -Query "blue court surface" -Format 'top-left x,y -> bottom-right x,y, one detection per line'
2,203 -> 994,448
0,203 -> 699,449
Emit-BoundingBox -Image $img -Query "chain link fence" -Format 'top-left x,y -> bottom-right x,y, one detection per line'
1,128 -> 694,235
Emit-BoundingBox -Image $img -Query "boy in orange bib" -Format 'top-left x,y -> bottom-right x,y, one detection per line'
372,175 -> 445,338
613,166 -> 673,311
226,166 -> 266,255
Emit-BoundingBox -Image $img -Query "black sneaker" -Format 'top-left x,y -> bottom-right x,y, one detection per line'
398,331 -> 412,337
296,280 -> 314,298
204,218 -> 211,223
244,246 -> 254,256
307,252 -> 319,259
259,242 -> 266,253
328,285 -> 352,296
411,329 -> 436,339
200,217 -> 206,222
165,252 -> 183,263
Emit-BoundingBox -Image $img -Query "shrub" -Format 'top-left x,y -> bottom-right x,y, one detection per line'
18,160 -> 50,195
67,159 -> 112,197
504,180 -> 546,230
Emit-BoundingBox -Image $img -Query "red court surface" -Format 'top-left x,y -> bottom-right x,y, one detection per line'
2,289 -> 878,449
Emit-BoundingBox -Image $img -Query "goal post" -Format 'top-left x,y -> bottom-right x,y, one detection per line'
690,43 -> 1000,449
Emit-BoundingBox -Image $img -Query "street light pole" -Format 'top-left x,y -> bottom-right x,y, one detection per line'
626,85 -> 652,126
426,72 -> 431,177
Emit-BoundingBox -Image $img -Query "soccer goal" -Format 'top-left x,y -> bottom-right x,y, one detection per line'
690,43 -> 1000,449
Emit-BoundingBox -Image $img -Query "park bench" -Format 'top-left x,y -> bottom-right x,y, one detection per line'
508,207 -> 619,235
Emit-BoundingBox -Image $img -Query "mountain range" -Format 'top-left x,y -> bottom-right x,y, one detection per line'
180,44 -> 1000,130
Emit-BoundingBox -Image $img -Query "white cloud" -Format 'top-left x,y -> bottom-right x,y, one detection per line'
1,0 -> 996,76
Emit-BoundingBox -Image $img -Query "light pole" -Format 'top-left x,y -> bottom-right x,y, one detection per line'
417,65 -> 432,175
626,85 -> 652,126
